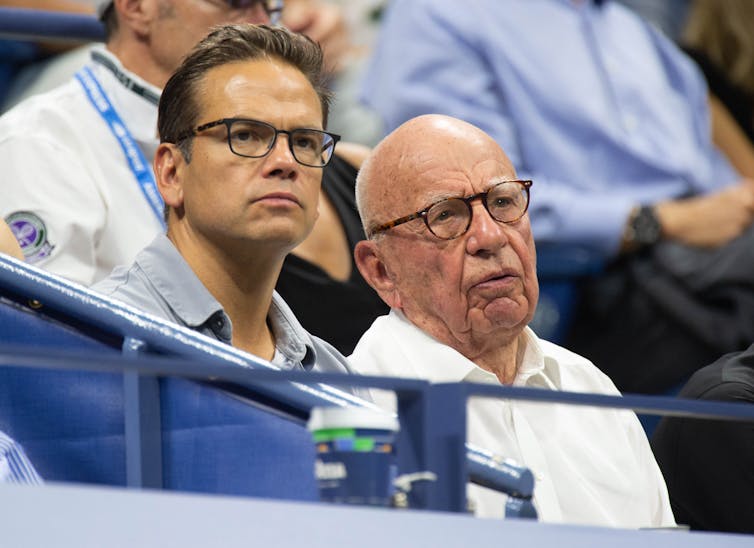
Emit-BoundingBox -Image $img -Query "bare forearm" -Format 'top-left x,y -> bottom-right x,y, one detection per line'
709,93 -> 754,179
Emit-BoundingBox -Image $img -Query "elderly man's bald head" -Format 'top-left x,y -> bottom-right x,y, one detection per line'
356,114 -> 513,236
353,114 -> 538,367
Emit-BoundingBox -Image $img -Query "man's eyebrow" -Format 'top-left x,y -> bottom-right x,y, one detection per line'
419,175 -> 515,204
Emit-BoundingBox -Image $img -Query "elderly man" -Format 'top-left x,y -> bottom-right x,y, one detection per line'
95,24 -> 352,375
350,114 -> 674,527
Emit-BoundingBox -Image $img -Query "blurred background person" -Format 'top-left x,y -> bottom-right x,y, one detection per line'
681,0 -> 754,177
360,0 -> 754,394
615,0 -> 690,41
0,430 -> 43,484
651,346 -> 754,534
1,0 -> 386,147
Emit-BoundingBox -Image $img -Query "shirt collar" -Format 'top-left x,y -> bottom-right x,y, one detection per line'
390,310 -> 557,389
88,45 -> 160,146
136,234 -> 225,330
89,46 -> 161,105
136,235 -> 317,370
268,292 -> 317,370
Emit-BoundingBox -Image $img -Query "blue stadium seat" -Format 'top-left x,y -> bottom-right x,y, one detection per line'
0,255 -> 350,500
531,243 -> 603,343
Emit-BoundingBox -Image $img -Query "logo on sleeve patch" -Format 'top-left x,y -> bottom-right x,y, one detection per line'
5,211 -> 55,264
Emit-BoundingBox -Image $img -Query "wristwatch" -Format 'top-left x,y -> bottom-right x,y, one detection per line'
623,205 -> 662,250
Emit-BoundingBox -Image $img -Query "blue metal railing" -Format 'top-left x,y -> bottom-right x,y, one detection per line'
0,254 -> 538,510
0,7 -> 105,43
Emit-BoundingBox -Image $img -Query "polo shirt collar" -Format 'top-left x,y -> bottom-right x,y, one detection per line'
136,235 -> 317,369
268,292 -> 317,371
136,235 -> 225,331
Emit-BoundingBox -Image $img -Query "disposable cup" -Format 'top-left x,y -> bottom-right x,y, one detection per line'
307,406 -> 399,507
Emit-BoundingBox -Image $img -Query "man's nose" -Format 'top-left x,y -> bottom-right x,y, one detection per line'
263,134 -> 298,179
465,201 -> 508,255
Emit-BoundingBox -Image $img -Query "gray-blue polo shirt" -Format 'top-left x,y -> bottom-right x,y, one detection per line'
93,234 -> 356,376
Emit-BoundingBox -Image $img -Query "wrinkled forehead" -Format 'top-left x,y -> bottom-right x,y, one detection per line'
395,138 -> 516,208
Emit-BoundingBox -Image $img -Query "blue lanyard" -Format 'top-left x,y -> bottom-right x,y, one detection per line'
75,65 -> 166,228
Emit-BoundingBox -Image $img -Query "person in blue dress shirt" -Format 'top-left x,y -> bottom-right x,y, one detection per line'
0,431 -> 43,485
361,0 -> 754,393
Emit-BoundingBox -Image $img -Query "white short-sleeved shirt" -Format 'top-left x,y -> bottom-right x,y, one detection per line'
0,46 -> 163,286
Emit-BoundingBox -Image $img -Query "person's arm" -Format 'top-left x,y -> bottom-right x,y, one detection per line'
653,179 -> 754,248
0,124 -> 106,285
707,92 -> 754,179
0,219 -> 23,260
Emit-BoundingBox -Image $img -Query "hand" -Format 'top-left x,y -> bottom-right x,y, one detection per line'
282,0 -> 351,73
655,180 -> 754,248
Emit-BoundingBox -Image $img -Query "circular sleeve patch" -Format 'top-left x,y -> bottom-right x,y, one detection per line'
5,211 -> 56,264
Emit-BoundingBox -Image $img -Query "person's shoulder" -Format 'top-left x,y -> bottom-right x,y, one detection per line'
682,348 -> 754,401
92,255 -> 170,321
0,78 -> 91,140
91,242 -> 174,321
92,261 -> 152,308
2,77 -> 83,118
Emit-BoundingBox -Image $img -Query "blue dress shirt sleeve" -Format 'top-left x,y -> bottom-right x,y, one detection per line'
0,431 -> 43,485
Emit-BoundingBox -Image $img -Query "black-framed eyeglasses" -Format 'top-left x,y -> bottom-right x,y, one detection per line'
224,0 -> 284,24
369,180 -> 533,240
177,117 -> 341,168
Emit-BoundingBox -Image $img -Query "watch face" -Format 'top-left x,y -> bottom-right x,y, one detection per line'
634,206 -> 661,246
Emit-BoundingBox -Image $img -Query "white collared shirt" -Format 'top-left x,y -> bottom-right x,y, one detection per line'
0,46 -> 163,286
350,310 -> 675,528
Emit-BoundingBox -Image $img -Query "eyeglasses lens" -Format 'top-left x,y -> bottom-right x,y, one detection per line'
228,120 -> 275,157
291,129 -> 334,167
427,199 -> 470,239
486,183 -> 528,222
228,120 -> 334,167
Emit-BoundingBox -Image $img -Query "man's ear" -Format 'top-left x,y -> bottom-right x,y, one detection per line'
113,0 -> 153,37
154,143 -> 185,211
354,240 -> 402,310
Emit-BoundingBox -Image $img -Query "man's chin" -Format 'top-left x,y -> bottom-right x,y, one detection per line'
480,299 -> 531,330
